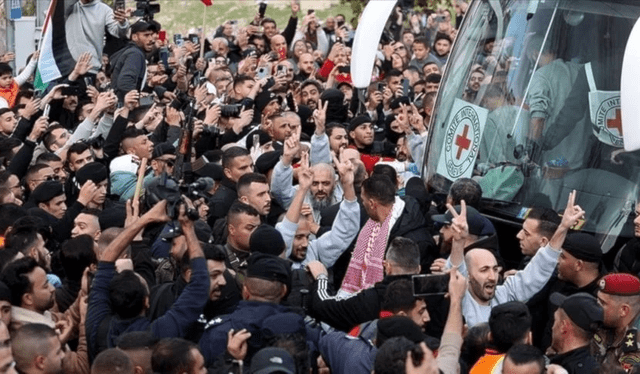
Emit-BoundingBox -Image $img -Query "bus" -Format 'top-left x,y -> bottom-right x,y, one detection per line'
422,0 -> 640,266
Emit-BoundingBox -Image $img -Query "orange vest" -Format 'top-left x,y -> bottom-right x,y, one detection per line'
470,349 -> 505,374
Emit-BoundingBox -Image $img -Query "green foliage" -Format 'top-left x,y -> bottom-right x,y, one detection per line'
153,0 -> 354,36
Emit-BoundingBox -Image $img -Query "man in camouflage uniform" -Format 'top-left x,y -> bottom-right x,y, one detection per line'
592,273 -> 640,371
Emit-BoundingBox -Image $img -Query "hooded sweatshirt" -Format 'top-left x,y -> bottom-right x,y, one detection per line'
65,0 -> 129,73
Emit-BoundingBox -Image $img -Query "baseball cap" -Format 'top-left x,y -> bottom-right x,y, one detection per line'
250,347 -> 295,374
562,232 -> 602,263
432,205 -> 486,236
550,292 -> 604,332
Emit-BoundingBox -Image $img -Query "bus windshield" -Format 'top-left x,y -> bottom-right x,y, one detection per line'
424,0 -> 640,251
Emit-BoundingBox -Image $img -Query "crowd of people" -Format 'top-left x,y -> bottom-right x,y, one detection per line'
0,0 -> 639,373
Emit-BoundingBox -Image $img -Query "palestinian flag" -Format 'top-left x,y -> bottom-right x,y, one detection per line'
36,0 -> 75,89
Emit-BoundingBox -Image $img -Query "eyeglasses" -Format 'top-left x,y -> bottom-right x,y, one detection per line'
34,175 -> 60,183
157,158 -> 175,167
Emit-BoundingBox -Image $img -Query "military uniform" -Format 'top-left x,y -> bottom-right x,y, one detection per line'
591,319 -> 640,371
591,273 -> 640,371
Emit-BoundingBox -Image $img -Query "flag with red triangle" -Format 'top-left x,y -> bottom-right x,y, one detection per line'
201,0 -> 213,6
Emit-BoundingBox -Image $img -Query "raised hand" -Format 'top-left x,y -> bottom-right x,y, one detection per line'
313,99 -> 328,136
560,190 -> 585,230
446,199 -> 469,242
297,152 -> 313,190
333,149 -> 355,187
282,135 -> 301,166
71,52 -> 93,80
77,180 -> 98,206
227,329 -> 251,360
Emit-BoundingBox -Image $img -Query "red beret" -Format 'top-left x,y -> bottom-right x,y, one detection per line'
599,273 -> 640,296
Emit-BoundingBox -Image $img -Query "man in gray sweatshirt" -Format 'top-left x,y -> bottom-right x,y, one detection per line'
65,0 -> 130,74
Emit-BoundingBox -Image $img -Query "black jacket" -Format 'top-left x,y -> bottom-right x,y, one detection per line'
310,274 -> 412,332
549,346 -> 599,374
110,42 -> 147,102
390,196 -> 438,273
207,178 -> 238,226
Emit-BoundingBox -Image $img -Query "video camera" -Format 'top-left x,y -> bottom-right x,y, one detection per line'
133,0 -> 160,20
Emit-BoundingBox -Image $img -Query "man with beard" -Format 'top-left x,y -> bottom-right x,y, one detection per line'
12,323 -> 66,374
237,173 -> 284,226
300,80 -> 323,111
271,136 -> 343,223
111,20 -> 157,102
295,53 -> 315,82
447,191 -> 583,327
1,257 -> 84,373
276,152 -> 358,268
348,115 -> 396,174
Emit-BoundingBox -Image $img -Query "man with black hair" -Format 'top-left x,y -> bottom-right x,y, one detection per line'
71,209 -> 102,241
374,336 -> 436,374
222,201 -> 261,276
470,301 -> 532,373
515,207 -> 561,266
310,271 -> 466,374
502,344 -> 546,374
111,20 -> 157,102
207,147 -> 254,226
12,323 -> 65,374
301,80 -> 323,110
116,331 -> 159,374
109,127 -> 154,201
91,348 -> 134,374
198,253 -> 293,366
4,223 -> 52,272
86,200 -> 209,360
340,175 -> 434,297
56,235 -> 97,312
424,73 -> 441,94
308,236 -> 419,331
237,173 -> 272,217
35,153 -> 67,184
152,338 -> 206,374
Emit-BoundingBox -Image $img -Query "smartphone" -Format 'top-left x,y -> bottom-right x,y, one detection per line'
256,66 -> 269,79
34,89 -> 43,99
114,0 -> 125,11
189,34 -> 199,45
158,30 -> 166,42
83,76 -> 94,87
253,133 -> 260,148
377,82 -> 387,92
258,2 -> 267,17
139,95 -> 155,107
174,34 -> 183,47
412,274 -> 450,296
401,78 -> 410,97
338,65 -> 350,74
160,47 -> 169,70
276,65 -> 287,76
43,104 -> 51,118
61,86 -> 81,96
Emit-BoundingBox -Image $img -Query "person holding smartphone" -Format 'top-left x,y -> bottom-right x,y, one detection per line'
65,0 -> 131,75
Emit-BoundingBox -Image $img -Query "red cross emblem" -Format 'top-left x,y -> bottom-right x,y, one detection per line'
455,125 -> 472,160
606,109 -> 623,135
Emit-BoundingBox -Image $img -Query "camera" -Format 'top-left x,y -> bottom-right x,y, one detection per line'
61,85 -> 81,97
133,0 -> 160,19
220,104 -> 243,118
